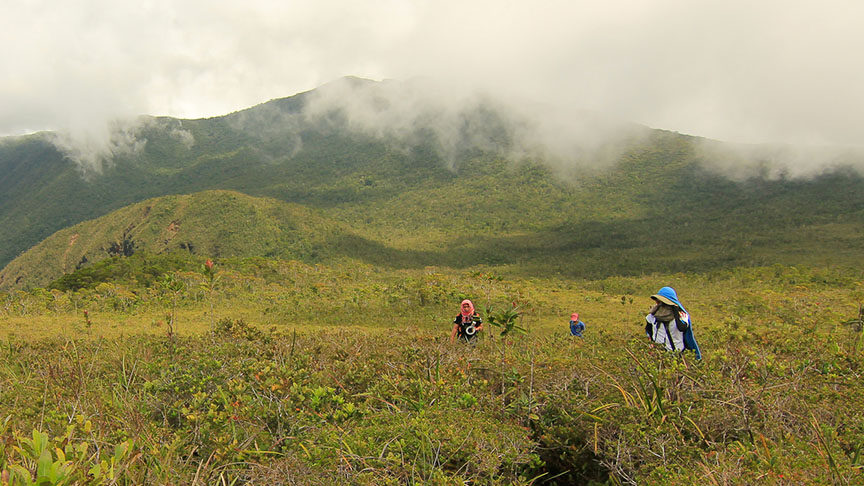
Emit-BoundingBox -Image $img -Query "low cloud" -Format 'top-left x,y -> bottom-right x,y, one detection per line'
49,120 -> 148,175
3,1 -> 864,179
301,77 -> 864,180
168,123 -> 196,151
696,140 -> 864,181
302,77 -> 649,171
36,76 -> 864,182
40,117 -> 195,176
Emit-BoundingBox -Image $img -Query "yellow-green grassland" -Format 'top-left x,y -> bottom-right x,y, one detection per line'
1,256 -> 862,485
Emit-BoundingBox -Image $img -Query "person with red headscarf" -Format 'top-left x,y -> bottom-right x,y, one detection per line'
451,299 -> 483,343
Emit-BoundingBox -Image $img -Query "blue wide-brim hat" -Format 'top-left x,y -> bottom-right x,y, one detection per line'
651,286 -> 686,312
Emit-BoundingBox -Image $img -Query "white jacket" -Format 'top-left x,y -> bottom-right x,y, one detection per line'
645,311 -> 690,352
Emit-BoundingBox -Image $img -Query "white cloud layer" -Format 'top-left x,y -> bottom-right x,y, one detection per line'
2,0 -> 864,165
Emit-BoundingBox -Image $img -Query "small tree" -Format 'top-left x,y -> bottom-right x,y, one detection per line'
159,273 -> 185,338
485,305 -> 526,410
200,259 -> 220,330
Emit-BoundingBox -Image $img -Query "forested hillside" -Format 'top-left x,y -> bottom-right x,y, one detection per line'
3,76 -> 864,286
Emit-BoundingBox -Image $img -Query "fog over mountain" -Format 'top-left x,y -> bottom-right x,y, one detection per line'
3,0 -> 864,177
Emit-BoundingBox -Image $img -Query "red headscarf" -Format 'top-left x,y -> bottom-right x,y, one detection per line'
460,299 -> 475,322
570,313 -> 579,321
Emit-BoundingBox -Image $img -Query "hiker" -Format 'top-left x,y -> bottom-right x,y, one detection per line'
451,299 -> 484,343
645,287 -> 702,359
569,313 -> 586,337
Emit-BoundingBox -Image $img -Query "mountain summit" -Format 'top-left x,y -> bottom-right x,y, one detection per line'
2,77 -> 864,288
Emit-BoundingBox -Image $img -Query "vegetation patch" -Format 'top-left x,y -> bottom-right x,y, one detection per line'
0,260 -> 862,484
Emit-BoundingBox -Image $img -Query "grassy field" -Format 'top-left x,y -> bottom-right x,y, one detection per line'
1,259 -> 862,484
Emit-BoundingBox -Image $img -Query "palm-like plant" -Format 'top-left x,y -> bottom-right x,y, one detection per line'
486,305 -> 526,410
485,305 -> 525,337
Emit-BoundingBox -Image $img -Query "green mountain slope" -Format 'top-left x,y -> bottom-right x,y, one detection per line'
0,190 -> 345,289
2,77 -> 864,285
0,78 -> 408,267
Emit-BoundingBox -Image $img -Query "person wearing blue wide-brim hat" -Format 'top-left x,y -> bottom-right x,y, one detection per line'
645,287 -> 702,360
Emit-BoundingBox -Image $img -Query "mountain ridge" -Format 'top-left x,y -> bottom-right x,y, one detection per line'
3,77 -> 864,285
0,190 -> 346,289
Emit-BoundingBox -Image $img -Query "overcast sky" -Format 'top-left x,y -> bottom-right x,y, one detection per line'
3,0 -> 863,150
